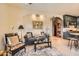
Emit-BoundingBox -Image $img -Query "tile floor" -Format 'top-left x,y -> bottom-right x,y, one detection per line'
50,36 -> 79,56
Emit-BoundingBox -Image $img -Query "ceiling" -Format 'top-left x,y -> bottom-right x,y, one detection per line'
6,3 -> 79,17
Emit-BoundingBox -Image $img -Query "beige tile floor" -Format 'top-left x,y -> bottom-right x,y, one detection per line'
50,36 -> 79,56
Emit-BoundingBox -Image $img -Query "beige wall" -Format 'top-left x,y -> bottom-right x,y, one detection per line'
0,4 -> 63,50
0,4 -> 8,50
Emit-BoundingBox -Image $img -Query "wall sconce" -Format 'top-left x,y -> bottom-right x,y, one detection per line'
36,14 -> 40,17
32,14 -> 44,21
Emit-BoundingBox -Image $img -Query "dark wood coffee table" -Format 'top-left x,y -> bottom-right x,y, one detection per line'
34,39 -> 52,52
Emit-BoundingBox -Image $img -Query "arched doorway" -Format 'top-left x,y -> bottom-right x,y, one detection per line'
53,17 -> 62,37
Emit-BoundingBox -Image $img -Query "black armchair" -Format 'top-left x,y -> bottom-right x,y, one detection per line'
5,33 -> 26,56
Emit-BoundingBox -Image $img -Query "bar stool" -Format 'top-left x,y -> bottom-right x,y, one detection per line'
68,37 -> 78,49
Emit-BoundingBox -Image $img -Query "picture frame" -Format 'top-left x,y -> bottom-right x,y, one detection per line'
32,21 -> 43,29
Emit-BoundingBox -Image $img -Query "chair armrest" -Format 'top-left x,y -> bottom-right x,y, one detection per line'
6,44 -> 11,48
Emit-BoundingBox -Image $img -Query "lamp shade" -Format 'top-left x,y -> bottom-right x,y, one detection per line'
18,25 -> 24,29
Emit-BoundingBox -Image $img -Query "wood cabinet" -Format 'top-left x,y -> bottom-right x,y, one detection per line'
63,15 -> 77,28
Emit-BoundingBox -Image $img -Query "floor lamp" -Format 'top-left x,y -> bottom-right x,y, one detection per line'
18,25 -> 24,42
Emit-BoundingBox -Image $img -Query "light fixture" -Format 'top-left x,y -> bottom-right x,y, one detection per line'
24,3 -> 32,6
36,14 -> 40,17
32,14 -> 36,20
40,15 -> 44,20
32,14 -> 44,21
28,3 -> 32,5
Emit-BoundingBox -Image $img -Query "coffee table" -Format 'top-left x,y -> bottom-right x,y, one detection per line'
34,36 -> 52,52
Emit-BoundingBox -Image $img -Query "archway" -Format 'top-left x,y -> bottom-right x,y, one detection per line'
53,17 -> 62,37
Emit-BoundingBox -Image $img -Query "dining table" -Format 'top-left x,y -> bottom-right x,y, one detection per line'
69,32 -> 79,40
69,32 -> 79,36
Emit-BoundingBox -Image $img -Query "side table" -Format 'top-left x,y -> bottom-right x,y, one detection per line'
0,50 -> 6,56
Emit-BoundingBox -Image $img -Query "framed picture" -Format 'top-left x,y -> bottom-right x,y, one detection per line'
32,21 -> 43,29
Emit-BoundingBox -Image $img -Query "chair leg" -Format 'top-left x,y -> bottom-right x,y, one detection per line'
24,46 -> 26,53
7,51 -> 12,56
78,40 -> 79,48
5,50 -> 8,56
48,42 -> 50,47
70,40 -> 72,50
68,40 -> 70,46
74,40 -> 78,48
49,42 -> 52,48
34,44 -> 36,52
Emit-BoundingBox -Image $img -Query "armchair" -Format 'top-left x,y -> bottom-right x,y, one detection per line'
24,32 -> 36,45
5,33 -> 26,56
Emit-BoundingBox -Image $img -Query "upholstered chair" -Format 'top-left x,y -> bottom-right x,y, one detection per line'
5,33 -> 26,56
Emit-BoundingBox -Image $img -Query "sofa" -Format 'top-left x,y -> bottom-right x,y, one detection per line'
24,32 -> 50,45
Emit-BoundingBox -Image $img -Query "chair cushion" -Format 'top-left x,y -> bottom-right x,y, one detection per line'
7,37 -> 12,45
11,43 -> 24,51
7,36 -> 20,46
27,33 -> 32,38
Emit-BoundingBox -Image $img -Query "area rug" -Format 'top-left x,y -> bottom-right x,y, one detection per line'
14,47 -> 63,56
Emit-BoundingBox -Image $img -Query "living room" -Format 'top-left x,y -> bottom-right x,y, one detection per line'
1,3 -> 79,56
